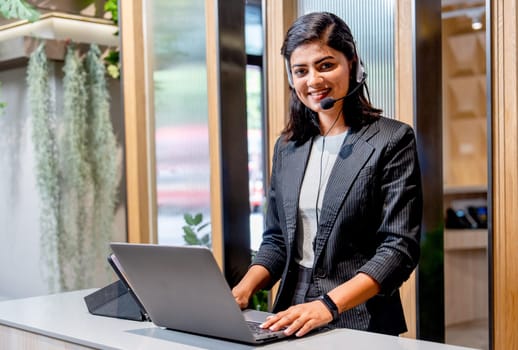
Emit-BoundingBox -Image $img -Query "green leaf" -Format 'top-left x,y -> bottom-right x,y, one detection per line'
106,64 -> 120,79
184,213 -> 196,225
182,225 -> 195,236
104,0 -> 118,24
104,50 -> 119,65
200,234 -> 210,246
183,229 -> 200,245
192,213 -> 203,225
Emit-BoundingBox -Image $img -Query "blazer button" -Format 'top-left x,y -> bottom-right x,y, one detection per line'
315,268 -> 327,278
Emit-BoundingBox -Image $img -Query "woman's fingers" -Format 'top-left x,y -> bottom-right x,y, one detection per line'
260,311 -> 289,329
261,301 -> 333,337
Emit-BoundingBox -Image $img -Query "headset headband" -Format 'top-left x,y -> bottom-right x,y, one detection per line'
353,40 -> 366,84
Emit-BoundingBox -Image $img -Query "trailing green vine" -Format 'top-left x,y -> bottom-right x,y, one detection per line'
85,44 -> 120,270
60,45 -> 94,290
27,42 -> 60,292
27,43 -> 122,292
0,82 -> 6,114
2,0 -> 40,116
0,0 -> 39,22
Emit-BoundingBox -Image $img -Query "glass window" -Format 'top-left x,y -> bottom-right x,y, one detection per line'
245,2 -> 265,252
246,64 -> 264,251
245,1 -> 263,56
149,0 -> 211,246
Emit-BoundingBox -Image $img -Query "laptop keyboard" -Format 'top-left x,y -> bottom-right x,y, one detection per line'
247,321 -> 275,335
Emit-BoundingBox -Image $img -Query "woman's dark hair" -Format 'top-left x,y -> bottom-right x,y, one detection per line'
281,12 -> 382,144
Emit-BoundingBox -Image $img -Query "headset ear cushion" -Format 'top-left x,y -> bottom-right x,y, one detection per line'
355,60 -> 366,84
284,59 -> 294,87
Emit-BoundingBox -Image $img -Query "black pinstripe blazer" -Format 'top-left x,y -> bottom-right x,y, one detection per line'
253,116 -> 423,335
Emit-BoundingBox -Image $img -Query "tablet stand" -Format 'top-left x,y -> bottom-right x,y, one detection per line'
84,279 -> 148,321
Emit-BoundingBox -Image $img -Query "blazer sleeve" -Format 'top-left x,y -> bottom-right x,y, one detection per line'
357,123 -> 423,295
251,138 -> 288,287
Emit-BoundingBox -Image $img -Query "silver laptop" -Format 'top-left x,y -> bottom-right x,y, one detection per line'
109,243 -> 288,344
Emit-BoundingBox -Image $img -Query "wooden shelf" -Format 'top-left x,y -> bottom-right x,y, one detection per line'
444,229 -> 487,251
442,23 -> 488,188
443,185 -> 487,195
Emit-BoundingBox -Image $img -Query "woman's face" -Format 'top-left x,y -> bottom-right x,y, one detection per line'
289,41 -> 352,114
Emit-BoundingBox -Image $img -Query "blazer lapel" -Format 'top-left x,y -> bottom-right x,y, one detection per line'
280,139 -> 312,249
313,122 -> 379,262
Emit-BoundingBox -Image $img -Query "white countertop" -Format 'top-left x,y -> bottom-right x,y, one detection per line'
0,289 -> 478,350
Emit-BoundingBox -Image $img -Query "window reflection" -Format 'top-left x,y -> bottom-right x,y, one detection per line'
442,2 -> 488,349
247,65 -> 264,251
152,0 -> 265,248
149,0 -> 211,245
246,1 -> 265,252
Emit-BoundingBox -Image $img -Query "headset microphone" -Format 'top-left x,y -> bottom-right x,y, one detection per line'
319,72 -> 367,110
320,96 -> 343,110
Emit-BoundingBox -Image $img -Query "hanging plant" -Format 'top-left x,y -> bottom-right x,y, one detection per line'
27,42 -> 60,292
2,0 -> 40,119
60,45 -> 94,290
85,44 -> 120,267
103,0 -> 120,79
0,0 -> 40,22
0,82 -> 6,114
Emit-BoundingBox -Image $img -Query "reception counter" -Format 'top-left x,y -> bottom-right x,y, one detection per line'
0,289 -> 478,350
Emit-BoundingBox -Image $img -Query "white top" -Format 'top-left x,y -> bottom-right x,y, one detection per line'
0,289 -> 477,350
296,131 -> 347,267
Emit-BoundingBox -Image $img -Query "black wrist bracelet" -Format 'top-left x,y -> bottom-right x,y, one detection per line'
318,293 -> 340,321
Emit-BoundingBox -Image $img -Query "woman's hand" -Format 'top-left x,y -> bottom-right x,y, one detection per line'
231,284 -> 251,309
260,300 -> 333,337
231,265 -> 271,309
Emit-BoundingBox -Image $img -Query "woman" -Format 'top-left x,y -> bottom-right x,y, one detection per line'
232,12 -> 422,337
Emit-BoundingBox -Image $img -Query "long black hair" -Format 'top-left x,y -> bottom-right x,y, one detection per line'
281,12 -> 382,144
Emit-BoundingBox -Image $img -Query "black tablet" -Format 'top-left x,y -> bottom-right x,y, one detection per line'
107,253 -> 150,321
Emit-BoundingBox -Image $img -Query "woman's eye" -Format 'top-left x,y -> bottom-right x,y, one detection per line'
293,69 -> 306,77
320,62 -> 334,70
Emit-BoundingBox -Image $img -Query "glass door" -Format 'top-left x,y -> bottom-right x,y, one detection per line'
441,1 -> 489,349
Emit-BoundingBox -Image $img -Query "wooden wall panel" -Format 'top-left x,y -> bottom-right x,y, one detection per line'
395,0 -> 417,339
204,0 -> 223,269
491,1 -> 518,349
120,0 -> 157,243
264,0 -> 296,176
263,0 -> 297,305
